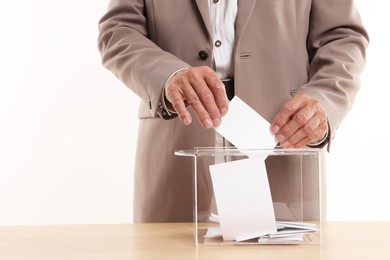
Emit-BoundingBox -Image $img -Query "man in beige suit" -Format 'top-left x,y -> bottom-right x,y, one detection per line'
98,0 -> 368,223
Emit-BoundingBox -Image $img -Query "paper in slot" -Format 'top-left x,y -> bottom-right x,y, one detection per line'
209,157 -> 277,241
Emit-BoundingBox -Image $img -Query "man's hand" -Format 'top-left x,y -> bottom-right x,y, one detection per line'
164,66 -> 229,128
271,93 -> 328,148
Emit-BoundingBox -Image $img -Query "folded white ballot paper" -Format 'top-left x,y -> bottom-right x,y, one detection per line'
209,157 -> 277,241
209,96 -> 279,241
214,96 -> 276,150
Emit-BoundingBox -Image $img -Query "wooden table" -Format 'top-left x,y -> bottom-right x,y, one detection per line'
0,222 -> 389,259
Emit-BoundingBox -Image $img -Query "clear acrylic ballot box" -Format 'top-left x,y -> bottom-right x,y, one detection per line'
175,148 -> 323,246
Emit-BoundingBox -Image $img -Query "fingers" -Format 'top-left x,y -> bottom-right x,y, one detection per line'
204,73 -> 229,117
165,83 -> 193,126
270,93 -> 309,134
293,121 -> 328,148
271,93 -> 328,148
186,68 -> 224,127
165,66 -> 229,128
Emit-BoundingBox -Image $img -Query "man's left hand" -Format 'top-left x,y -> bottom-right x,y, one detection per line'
270,93 -> 328,148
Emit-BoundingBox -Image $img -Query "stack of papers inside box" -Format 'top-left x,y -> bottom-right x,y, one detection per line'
204,214 -> 318,243
258,221 -> 318,243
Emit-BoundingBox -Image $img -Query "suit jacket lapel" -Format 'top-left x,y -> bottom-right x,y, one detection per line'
235,0 -> 257,48
194,0 -> 212,38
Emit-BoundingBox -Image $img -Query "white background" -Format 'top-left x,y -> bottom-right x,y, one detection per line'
0,0 -> 388,225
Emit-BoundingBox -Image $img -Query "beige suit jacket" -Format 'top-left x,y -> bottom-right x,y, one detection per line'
98,0 -> 368,223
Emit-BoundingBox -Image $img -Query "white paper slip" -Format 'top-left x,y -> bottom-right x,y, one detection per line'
203,226 -> 223,239
269,221 -> 318,239
277,221 -> 318,231
268,229 -> 316,238
259,234 -> 304,243
215,96 -> 276,150
209,158 -> 277,241
208,213 -> 220,223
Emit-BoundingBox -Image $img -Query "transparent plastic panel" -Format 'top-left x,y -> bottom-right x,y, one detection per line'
175,148 -> 322,246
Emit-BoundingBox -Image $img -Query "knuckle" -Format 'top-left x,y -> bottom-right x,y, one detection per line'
294,112 -> 308,125
166,79 -> 187,94
281,126 -> 294,137
220,99 -> 229,108
311,100 -> 321,110
196,66 -> 211,75
272,119 -> 282,127
303,93 -> 310,99
212,81 -> 225,91
304,123 -> 314,133
186,70 -> 197,81
171,100 -> 183,110
277,110 -> 290,122
199,65 -> 211,73
199,90 -> 214,102
289,135 -> 300,145
186,95 -> 200,106
171,100 -> 181,107
197,111 -> 209,121
208,110 -> 220,118
296,92 -> 309,100
176,76 -> 188,86
281,102 -> 291,112
312,99 -> 320,106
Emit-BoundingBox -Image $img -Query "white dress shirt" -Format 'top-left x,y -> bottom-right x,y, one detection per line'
208,0 -> 238,79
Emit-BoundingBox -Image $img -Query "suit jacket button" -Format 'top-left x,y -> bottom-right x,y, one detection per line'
198,50 -> 209,60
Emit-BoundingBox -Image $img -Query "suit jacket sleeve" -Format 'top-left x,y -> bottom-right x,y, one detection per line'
299,0 -> 369,148
97,0 -> 190,118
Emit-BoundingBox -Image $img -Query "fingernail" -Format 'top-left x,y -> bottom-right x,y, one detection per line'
183,117 -> 191,125
276,134 -> 285,142
271,125 -> 280,134
220,107 -> 228,116
282,141 -> 290,148
203,119 -> 213,128
213,117 -> 221,127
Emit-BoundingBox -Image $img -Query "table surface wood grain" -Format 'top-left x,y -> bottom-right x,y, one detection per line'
0,222 -> 389,259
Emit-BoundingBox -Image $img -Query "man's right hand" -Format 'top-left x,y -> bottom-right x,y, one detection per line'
164,66 -> 229,129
